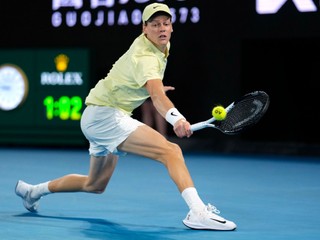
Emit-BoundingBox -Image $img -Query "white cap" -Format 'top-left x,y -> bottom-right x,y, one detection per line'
142,3 -> 172,22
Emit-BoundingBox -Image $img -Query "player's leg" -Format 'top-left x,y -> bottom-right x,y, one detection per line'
119,124 -> 193,192
48,154 -> 118,193
15,154 -> 118,212
118,124 -> 236,231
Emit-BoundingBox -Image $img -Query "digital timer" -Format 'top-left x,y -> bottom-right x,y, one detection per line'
0,48 -> 90,146
43,95 -> 82,120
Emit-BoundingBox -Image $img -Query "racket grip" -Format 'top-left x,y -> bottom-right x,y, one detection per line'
190,122 -> 206,132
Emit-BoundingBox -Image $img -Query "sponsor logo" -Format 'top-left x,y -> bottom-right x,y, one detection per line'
51,0 -> 200,28
256,0 -> 317,14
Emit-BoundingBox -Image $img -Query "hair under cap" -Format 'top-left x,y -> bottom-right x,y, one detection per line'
142,3 -> 172,22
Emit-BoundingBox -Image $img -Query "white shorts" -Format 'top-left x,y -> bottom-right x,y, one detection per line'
80,105 -> 144,156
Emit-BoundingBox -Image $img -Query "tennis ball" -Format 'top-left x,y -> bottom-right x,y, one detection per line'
212,106 -> 227,120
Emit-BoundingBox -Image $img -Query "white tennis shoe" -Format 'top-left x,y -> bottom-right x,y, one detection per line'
15,180 -> 40,212
183,204 -> 237,231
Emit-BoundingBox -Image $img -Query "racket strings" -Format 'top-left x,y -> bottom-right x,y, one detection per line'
219,93 -> 269,134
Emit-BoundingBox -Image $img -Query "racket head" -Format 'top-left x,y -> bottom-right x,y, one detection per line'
215,91 -> 270,134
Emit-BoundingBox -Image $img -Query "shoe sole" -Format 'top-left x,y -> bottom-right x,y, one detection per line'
183,220 -> 236,231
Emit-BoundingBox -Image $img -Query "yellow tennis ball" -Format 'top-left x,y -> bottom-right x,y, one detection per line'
212,106 -> 227,120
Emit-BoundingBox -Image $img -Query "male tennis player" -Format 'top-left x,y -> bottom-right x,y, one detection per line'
15,3 -> 236,231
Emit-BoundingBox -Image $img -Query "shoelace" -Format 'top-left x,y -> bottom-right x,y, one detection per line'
206,203 -> 221,214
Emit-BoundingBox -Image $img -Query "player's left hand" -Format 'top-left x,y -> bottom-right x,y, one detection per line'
163,86 -> 175,92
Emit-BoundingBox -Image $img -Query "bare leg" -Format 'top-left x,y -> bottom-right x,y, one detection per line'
48,154 -> 118,194
118,124 -> 193,193
118,124 -> 237,231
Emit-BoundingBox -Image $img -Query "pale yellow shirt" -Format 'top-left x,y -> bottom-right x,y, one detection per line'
85,33 -> 170,115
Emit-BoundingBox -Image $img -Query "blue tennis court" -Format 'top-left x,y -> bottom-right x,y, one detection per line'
1,147 -> 320,240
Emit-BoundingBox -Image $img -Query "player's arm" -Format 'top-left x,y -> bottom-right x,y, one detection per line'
144,79 -> 192,138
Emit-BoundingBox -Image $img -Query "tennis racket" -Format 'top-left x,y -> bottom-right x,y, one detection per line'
190,91 -> 270,134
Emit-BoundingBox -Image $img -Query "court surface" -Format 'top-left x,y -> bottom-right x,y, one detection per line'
1,147 -> 320,240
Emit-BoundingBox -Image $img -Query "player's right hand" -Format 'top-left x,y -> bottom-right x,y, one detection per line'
173,119 -> 192,138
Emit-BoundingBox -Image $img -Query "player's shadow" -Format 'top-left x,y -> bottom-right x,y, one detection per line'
14,212 -> 192,240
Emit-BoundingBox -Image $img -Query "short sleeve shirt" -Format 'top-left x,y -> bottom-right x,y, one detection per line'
85,33 -> 170,115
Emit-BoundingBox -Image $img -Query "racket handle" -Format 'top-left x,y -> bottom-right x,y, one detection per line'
190,122 -> 206,132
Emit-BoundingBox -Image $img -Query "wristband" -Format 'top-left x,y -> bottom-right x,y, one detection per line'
165,107 -> 185,126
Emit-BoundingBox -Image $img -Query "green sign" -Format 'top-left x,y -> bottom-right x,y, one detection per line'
0,49 -> 90,146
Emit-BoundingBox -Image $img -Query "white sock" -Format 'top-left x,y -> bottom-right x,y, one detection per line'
181,187 -> 205,212
30,181 -> 51,199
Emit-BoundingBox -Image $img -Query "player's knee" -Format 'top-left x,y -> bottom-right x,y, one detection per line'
88,187 -> 106,194
92,189 -> 105,194
170,142 -> 183,157
84,183 -> 106,194
162,142 -> 184,163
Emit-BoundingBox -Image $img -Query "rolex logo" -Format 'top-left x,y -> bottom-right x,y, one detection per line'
54,54 -> 69,72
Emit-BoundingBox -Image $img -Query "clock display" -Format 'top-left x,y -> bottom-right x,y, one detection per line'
0,49 -> 90,146
0,64 -> 28,111
43,95 -> 82,120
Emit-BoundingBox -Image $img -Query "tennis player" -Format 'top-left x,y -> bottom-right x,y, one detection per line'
15,3 -> 236,231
